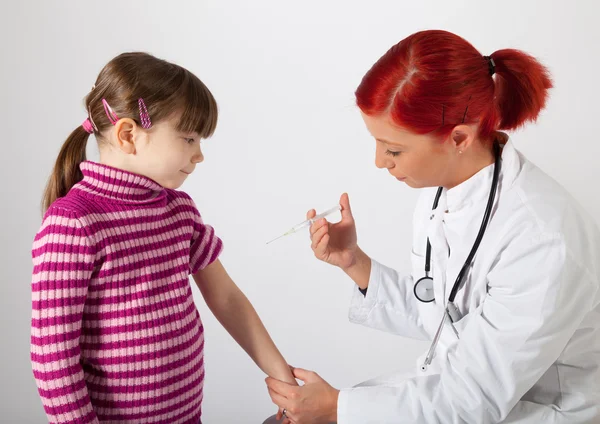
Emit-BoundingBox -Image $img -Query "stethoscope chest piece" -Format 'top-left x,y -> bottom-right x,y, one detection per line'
414,275 -> 435,303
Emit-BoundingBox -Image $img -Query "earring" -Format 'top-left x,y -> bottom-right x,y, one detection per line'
458,150 -> 463,154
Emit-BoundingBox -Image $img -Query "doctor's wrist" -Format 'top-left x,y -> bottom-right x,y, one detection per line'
341,247 -> 371,290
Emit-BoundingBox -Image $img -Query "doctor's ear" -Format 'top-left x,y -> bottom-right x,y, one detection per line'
449,125 -> 476,153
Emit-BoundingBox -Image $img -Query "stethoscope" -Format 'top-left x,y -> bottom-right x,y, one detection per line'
416,142 -> 501,371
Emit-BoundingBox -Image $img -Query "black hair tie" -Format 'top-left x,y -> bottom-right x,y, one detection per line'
483,55 -> 496,76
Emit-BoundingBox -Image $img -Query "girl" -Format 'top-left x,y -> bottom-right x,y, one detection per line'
31,52 -> 294,423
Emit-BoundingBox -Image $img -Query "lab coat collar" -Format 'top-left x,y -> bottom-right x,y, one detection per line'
445,138 -> 520,213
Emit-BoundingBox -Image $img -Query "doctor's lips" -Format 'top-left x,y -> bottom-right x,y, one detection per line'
181,170 -> 193,175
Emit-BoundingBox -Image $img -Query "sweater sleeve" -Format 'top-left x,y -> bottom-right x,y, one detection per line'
188,202 -> 223,275
30,208 -> 99,424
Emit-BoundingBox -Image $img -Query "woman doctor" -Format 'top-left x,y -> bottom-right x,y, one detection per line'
265,30 -> 600,423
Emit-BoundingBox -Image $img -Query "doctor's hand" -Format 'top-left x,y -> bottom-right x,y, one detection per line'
308,193 -> 358,270
266,367 -> 339,424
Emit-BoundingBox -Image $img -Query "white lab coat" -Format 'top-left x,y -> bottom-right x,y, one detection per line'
338,140 -> 600,423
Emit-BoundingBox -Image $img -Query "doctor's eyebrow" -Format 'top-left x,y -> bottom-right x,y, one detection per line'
376,138 -> 405,147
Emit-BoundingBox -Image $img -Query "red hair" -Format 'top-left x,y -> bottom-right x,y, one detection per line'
355,30 -> 553,140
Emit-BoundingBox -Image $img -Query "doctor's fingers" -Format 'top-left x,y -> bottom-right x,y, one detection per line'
281,412 -> 294,424
309,217 -> 328,236
306,209 -> 316,220
313,233 -> 330,258
311,223 -> 329,247
277,407 -> 292,424
339,192 -> 354,220
268,388 -> 297,421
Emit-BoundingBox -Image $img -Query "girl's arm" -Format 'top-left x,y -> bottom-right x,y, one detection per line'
31,210 -> 100,424
193,260 -> 296,386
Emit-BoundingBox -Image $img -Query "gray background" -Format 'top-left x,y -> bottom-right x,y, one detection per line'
1,0 -> 599,422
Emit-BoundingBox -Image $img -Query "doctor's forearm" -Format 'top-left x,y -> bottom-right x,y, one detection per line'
342,247 -> 371,290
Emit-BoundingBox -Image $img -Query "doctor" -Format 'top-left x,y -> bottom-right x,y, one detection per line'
265,30 -> 600,423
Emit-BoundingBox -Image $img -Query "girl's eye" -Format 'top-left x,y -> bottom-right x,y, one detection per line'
385,150 -> 401,157
184,138 -> 195,144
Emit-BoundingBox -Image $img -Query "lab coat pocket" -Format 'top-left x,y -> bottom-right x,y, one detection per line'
450,310 -> 476,338
438,311 -> 474,351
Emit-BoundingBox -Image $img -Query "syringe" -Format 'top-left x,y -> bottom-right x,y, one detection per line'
266,204 -> 342,244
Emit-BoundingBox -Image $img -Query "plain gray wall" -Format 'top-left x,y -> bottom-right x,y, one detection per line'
1,0 -> 599,422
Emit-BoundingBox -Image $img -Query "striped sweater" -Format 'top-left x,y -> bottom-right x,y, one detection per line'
31,161 -> 223,424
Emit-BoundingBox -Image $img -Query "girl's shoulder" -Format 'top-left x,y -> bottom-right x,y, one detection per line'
34,196 -> 96,253
43,192 -> 90,222
165,189 -> 201,212
165,188 -> 194,203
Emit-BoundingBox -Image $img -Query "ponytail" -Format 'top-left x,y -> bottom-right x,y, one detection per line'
42,126 -> 89,213
489,49 -> 553,131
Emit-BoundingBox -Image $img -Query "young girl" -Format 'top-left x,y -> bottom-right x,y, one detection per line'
31,52 -> 294,424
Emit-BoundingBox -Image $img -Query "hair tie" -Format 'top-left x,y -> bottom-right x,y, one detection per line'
483,55 -> 496,76
82,118 -> 95,134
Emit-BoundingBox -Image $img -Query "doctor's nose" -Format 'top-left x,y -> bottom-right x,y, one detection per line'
375,146 -> 393,170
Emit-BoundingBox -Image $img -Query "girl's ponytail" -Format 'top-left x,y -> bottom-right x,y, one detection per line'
42,126 -> 89,213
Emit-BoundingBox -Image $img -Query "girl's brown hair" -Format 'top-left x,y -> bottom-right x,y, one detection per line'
42,52 -> 218,212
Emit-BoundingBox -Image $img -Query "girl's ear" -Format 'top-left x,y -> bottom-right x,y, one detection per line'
113,118 -> 139,154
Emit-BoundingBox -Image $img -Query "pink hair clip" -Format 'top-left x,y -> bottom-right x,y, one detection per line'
138,98 -> 152,129
102,98 -> 119,125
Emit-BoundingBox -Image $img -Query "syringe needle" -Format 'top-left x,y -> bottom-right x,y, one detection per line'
266,204 -> 341,245
266,233 -> 287,245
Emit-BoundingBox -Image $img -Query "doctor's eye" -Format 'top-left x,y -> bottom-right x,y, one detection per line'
385,150 -> 401,157
183,138 -> 195,144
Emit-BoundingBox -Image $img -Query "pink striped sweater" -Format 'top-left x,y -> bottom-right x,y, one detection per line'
31,161 -> 223,424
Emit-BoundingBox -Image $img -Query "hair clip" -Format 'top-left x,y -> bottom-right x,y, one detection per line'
138,98 -> 152,129
102,98 -> 119,125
